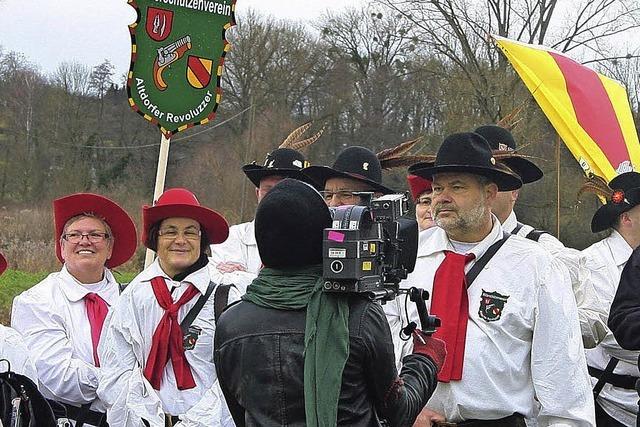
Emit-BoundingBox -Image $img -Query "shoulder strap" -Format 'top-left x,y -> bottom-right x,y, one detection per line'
214,284 -> 233,323
525,229 -> 547,242
180,281 -> 216,334
593,357 -> 620,397
512,222 -> 524,235
466,232 -> 511,288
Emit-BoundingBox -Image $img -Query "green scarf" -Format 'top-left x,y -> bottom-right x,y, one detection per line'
242,265 -> 349,427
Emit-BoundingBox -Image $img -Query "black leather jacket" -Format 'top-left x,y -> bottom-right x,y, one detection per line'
214,295 -> 438,427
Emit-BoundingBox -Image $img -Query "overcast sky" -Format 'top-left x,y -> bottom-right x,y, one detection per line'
0,0 -> 365,78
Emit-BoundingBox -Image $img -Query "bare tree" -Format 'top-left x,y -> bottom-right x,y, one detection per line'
376,0 -> 640,120
52,61 -> 91,96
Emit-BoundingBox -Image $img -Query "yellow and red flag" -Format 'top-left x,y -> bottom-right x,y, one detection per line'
493,35 -> 640,181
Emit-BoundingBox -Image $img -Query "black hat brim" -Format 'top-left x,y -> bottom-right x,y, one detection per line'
500,157 -> 543,184
409,164 -> 522,191
591,203 -> 632,233
302,165 -> 395,194
242,165 -> 308,188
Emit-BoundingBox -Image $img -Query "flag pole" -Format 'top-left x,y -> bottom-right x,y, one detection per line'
556,135 -> 561,239
144,133 -> 171,268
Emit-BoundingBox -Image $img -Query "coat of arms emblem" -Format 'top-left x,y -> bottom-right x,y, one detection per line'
478,289 -> 510,322
183,325 -> 203,351
127,0 -> 235,137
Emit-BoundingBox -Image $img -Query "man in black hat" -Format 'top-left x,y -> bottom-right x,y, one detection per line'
214,178 -> 445,426
473,125 -> 555,243
210,147 -> 310,288
475,125 -> 607,350
582,172 -> 640,427
406,132 -> 593,426
303,146 -> 394,207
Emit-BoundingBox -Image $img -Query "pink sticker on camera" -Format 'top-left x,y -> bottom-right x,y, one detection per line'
327,231 -> 345,242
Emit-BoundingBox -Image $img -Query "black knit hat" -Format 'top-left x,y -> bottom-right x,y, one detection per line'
242,148 -> 309,188
303,146 -> 394,194
474,125 -> 543,184
409,132 -> 522,191
591,172 -> 640,233
255,178 -> 332,268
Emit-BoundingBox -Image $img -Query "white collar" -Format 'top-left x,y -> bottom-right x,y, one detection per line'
419,214 -> 504,259
137,258 -> 212,294
502,210 -> 517,233
240,220 -> 256,246
58,265 -> 118,305
606,229 -> 633,267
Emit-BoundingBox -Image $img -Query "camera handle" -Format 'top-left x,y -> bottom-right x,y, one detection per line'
400,287 -> 441,339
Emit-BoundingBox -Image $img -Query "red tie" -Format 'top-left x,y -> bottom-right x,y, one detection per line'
430,251 -> 475,382
84,292 -> 109,367
144,277 -> 200,390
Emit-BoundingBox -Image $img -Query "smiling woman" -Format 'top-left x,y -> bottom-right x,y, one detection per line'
96,187 -> 238,426
10,193 -> 138,426
60,216 -> 114,284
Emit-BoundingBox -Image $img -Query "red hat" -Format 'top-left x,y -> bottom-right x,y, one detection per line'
0,252 -> 7,276
407,174 -> 432,201
142,188 -> 229,248
54,193 -> 138,269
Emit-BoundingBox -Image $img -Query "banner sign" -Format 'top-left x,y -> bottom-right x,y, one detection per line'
127,0 -> 236,137
494,35 -> 640,181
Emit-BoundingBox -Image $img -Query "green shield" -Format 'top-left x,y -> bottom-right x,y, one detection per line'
127,0 -> 235,137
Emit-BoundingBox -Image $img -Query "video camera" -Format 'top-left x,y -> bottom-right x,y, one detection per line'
322,192 -> 440,335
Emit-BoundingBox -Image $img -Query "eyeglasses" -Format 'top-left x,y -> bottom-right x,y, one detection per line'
320,190 -> 361,203
62,231 -> 110,244
158,228 -> 202,240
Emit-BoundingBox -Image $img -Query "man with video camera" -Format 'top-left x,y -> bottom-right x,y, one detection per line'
214,178 -> 445,426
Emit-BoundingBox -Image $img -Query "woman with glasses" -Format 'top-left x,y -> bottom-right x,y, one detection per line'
97,188 -> 238,427
12,193 -> 138,427
407,174 -> 435,232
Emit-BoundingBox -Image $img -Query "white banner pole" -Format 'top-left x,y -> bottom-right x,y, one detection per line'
144,133 -> 172,268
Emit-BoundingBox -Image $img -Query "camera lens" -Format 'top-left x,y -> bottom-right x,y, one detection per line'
330,260 -> 344,273
323,281 -> 332,290
332,282 -> 340,290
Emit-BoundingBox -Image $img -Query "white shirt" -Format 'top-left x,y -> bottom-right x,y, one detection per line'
210,220 -> 261,273
209,221 -> 260,293
582,230 -> 638,426
11,265 -> 120,423
0,324 -> 38,383
404,217 -> 594,426
503,211 -> 564,249
384,226 -> 437,370
504,211 -> 608,349
97,260 -> 239,427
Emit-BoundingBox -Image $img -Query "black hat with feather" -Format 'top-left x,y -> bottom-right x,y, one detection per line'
303,137 -> 431,194
242,122 -> 324,187
580,172 -> 640,233
474,125 -> 543,184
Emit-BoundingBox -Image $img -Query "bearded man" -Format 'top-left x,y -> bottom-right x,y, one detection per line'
405,132 -> 594,426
